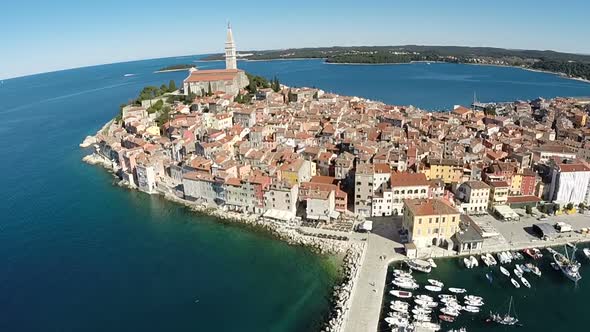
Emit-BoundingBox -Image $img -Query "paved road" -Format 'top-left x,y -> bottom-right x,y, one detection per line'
343,218 -> 406,332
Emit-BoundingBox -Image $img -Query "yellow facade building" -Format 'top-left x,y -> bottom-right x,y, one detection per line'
403,198 -> 460,248
421,159 -> 464,184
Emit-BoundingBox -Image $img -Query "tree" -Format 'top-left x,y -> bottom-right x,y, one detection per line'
566,203 -> 574,211
579,203 -> 586,210
525,205 -> 533,215
168,80 -> 177,92
207,82 -> 213,96
147,99 -> 164,114
271,76 -> 281,92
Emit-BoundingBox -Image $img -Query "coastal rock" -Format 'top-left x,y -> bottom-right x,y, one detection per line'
79,135 -> 97,148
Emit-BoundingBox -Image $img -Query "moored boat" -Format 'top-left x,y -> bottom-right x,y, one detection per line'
520,277 -> 531,288
414,321 -> 441,331
440,307 -> 460,317
583,248 -> 590,259
449,287 -> 467,294
463,257 -> 473,269
438,314 -> 455,323
390,290 -> 412,298
425,285 -> 442,292
406,259 -> 432,273
486,253 -> 498,266
427,258 -> 438,268
513,268 -> 523,278
428,279 -> 444,288
469,255 -> 479,267
487,296 -> 520,326
481,254 -> 491,267
510,278 -> 520,288
500,266 -> 510,277
463,305 -> 480,313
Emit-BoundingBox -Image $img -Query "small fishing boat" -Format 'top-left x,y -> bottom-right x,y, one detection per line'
520,277 -> 531,288
438,294 -> 456,300
510,278 -> 520,288
414,321 -> 441,331
513,268 -> 523,278
390,304 -> 409,313
525,263 -> 541,276
390,290 -> 412,298
481,254 -> 491,267
438,314 -> 455,323
440,307 -> 460,317
392,278 -> 419,290
463,305 -> 480,313
513,251 -> 524,260
415,299 -> 438,308
384,316 -> 409,327
449,287 -> 467,294
413,314 -> 431,322
505,251 -> 514,261
518,264 -> 530,273
583,248 -> 590,259
567,242 -> 575,249
486,272 -> 493,283
391,300 -> 409,307
469,255 -> 479,267
406,259 -> 432,273
412,307 -> 432,315
487,253 -> 498,266
497,252 -> 506,264
515,264 -> 524,274
465,295 -> 483,302
427,258 -> 438,268
425,285 -> 442,292
487,296 -> 519,326
465,299 -> 484,307
500,266 -> 510,277
428,279 -> 444,288
550,262 -> 560,270
463,257 -> 473,269
416,295 -> 434,301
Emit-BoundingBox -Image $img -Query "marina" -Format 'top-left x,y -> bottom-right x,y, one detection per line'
379,245 -> 590,331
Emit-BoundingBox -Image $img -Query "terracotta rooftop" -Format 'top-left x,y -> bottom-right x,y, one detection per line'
405,198 -> 458,216
390,172 -> 429,187
184,69 -> 242,83
558,163 -> 590,172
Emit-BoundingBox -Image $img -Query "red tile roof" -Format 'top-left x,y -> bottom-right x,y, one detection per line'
184,69 -> 242,83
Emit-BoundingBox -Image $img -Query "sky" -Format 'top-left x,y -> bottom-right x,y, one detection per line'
1,0 -> 589,79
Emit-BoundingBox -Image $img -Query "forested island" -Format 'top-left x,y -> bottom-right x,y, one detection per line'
202,45 -> 590,81
156,64 -> 195,72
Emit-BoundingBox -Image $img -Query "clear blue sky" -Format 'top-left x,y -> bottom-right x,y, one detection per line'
1,0 -> 589,79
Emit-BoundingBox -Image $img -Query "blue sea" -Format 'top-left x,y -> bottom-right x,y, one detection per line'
1,56 -> 589,332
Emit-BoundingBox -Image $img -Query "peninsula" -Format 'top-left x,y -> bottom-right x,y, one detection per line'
82,25 -> 590,332
202,45 -> 590,81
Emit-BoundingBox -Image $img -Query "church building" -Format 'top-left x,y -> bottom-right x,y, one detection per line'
183,24 -> 249,97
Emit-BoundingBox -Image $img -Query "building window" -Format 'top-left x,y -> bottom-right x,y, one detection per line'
418,218 -> 422,224
429,218 -> 432,224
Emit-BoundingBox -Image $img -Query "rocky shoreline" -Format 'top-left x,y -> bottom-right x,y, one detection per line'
82,148 -> 365,332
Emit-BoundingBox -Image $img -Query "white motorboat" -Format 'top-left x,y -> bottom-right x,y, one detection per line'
405,259 -> 432,273
515,264 -> 524,274
526,263 -> 541,276
427,258 -> 438,268
384,316 -> 409,327
425,285 -> 442,292
414,321 -> 441,331
583,248 -> 590,259
427,279 -> 444,288
524,248 -> 543,259
416,295 -> 434,301
465,295 -> 483,302
391,300 -> 409,307
513,251 -> 524,260
505,251 -> 514,260
413,313 -> 431,322
388,311 -> 410,320
390,290 -> 412,298
487,253 -> 498,266
469,255 -> 479,267
463,305 -> 480,313
463,257 -> 473,269
412,307 -> 432,315
438,294 -> 456,300
392,279 -> 419,290
500,266 -> 510,277
550,262 -> 560,271
390,304 -> 409,313
518,263 -> 530,273
449,288 -> 467,294
465,299 -> 484,307
415,299 -> 438,308
520,277 -> 531,288
513,269 -> 523,278
440,307 -> 460,317
393,269 -> 413,279
481,254 -> 491,267
510,278 -> 520,288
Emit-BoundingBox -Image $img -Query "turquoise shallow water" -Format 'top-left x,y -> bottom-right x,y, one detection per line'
379,247 -> 590,332
1,56 -> 589,331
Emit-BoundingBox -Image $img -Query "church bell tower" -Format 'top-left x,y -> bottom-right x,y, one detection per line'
225,23 -> 237,70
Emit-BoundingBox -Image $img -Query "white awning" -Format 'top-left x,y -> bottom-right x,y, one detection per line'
263,209 -> 295,221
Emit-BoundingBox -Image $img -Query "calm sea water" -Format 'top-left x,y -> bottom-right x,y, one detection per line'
1,56 -> 589,332
380,248 -> 590,332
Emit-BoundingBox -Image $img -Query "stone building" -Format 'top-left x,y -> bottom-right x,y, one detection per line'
183,24 -> 249,97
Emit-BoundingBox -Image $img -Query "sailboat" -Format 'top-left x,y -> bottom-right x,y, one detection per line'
487,296 -> 520,326
553,245 -> 582,283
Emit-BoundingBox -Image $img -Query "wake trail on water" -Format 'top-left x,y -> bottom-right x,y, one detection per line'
0,81 -> 136,116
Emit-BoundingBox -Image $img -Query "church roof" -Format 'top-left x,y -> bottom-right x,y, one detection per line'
184,69 -> 242,83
